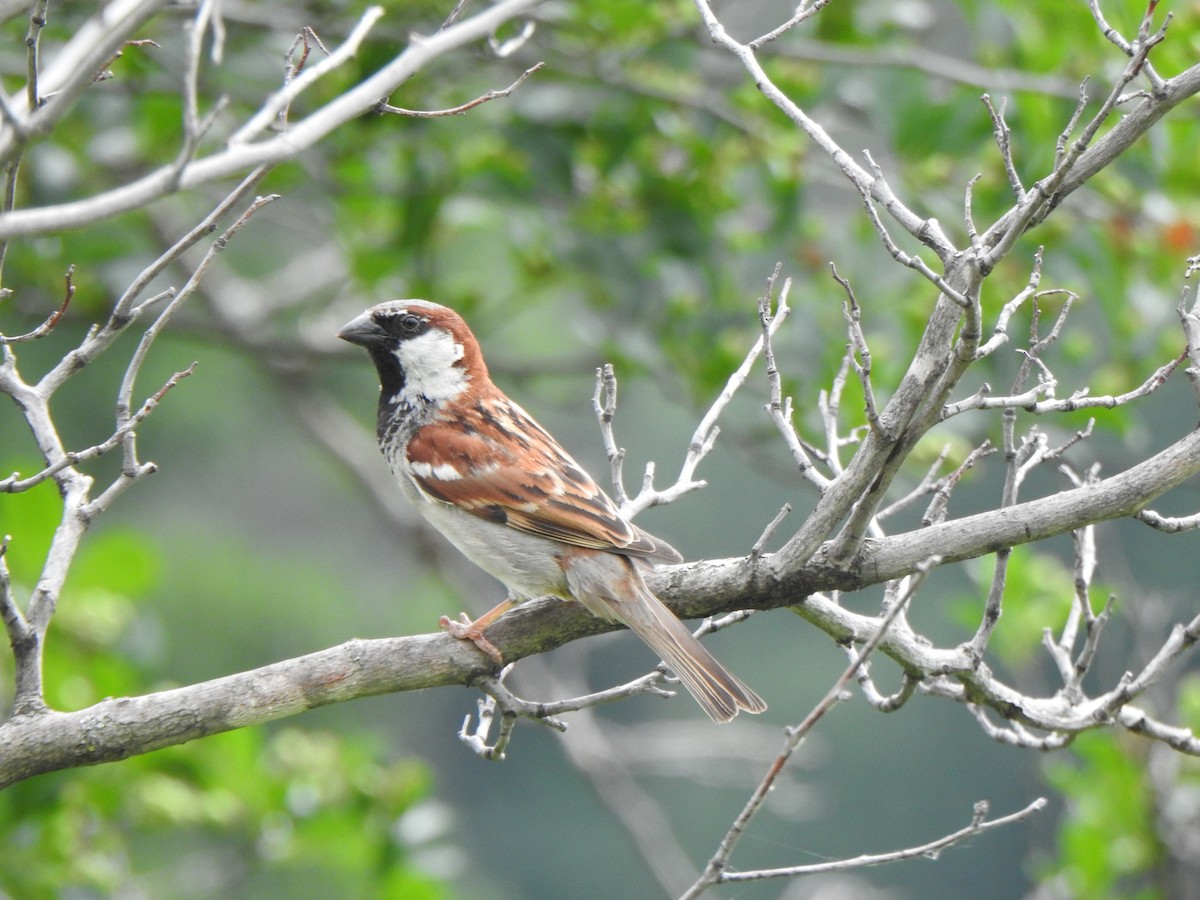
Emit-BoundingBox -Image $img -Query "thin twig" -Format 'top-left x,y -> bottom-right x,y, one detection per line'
24,0 -> 48,112
690,0 -> 957,262
275,28 -> 330,131
1101,611 -> 1200,720
964,172 -> 983,257
623,269 -> 795,515
35,167 -> 272,397
716,798 -> 1047,884
1120,694 -> 1200,753
852,657 -> 918,713
946,354 -> 1181,416
228,5 -> 385,145
984,3 -> 1169,267
1175,279 -> 1200,405
1087,0 -> 1167,92
1137,509 -> 1200,533
457,666 -> 677,760
693,609 -> 758,639
1055,79 -> 1091,169
921,440 -> 995,528
439,0 -> 472,32
982,94 -> 1023,199
969,706 -> 1072,750
0,534 -> 30,646
683,572 -> 921,898
749,504 -> 791,559
182,0 -> 210,144
818,354 -> 851,475
0,363 -> 197,494
749,0 -> 836,49
377,62 -> 544,117
592,363 -> 628,506
876,444 -> 952,522
973,249 -> 1048,360
488,19 -> 536,57
85,193 -> 279,519
832,263 -> 881,433
0,264 -> 74,345
856,151 -> 970,306
760,266 -> 827,490
92,38 -> 162,84
0,153 -> 20,291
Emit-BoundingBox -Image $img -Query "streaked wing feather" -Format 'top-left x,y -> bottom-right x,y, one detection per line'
406,408 -> 673,559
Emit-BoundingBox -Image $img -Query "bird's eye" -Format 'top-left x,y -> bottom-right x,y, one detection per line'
397,313 -> 424,335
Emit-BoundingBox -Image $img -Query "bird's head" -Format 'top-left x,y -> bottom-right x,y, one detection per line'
338,300 -> 489,409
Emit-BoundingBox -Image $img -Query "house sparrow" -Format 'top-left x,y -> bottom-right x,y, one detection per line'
338,300 -> 765,722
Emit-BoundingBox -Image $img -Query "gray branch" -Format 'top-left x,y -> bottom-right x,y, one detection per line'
2,424 -> 1198,786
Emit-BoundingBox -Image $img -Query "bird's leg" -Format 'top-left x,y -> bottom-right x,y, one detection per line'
440,597 -> 516,664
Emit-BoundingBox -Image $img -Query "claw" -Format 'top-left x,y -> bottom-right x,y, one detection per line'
440,613 -> 505,664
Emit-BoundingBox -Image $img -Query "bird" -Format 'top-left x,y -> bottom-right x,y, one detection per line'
338,299 -> 765,722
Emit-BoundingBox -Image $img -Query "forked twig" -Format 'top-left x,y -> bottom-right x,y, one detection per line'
613,267 -> 796,517
1,363 -> 197,493
457,666 -> 679,760
593,363 -> 628,505
761,266 -> 827,489
831,263 -> 881,433
982,94 -> 1023,200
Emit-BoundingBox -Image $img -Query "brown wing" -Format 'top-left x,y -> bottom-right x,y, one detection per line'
406,398 -> 680,562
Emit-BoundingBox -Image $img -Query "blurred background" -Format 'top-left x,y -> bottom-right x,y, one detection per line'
1,1 -> 1198,897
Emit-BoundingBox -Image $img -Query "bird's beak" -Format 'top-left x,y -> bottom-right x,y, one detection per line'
337,311 -> 388,347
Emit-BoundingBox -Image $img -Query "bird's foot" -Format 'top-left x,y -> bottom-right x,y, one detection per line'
440,613 -> 504,664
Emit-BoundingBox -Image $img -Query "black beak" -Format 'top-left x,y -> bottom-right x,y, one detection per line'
337,312 -> 388,347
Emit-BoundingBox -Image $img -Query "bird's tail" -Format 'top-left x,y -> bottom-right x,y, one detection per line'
564,555 -> 766,723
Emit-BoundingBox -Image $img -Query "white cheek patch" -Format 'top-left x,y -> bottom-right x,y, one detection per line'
390,329 -> 469,404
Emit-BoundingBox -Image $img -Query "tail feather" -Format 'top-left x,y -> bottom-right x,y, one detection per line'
564,554 -> 766,722
626,587 -> 767,723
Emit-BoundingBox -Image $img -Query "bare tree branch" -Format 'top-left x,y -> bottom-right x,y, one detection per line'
690,0 -> 957,261
683,573 -> 921,897
376,61 -> 545,118
2,15 -> 1200,900
0,0 -> 553,238
708,798 -> 1047,886
1,413 -> 1196,786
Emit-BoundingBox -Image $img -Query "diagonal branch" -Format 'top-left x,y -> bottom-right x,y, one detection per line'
228,7 -> 384,144
981,62 -> 1200,251
0,363 -> 195,494
0,0 -> 167,165
690,0 -> 957,262
684,568 -> 919,898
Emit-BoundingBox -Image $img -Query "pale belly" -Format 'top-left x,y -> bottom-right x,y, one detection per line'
418,499 -> 571,601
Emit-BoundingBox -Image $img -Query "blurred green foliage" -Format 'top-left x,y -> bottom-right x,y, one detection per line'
954,550 -> 1077,666
1,1 -> 1199,898
0,723 -> 448,899
0,463 -> 449,899
1042,732 -> 1162,899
